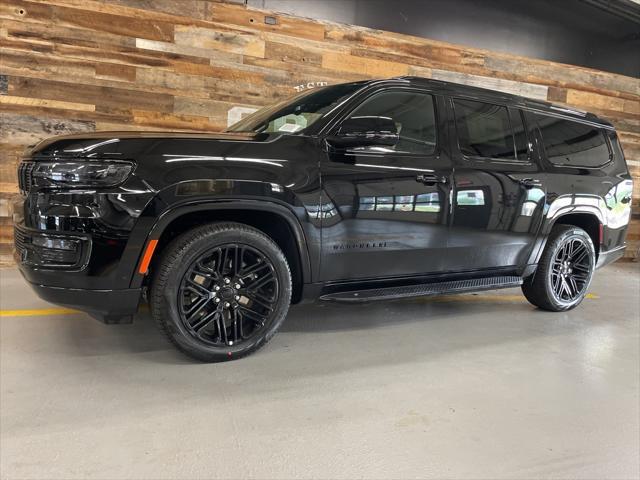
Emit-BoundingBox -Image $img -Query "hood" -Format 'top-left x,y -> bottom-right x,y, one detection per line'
27,131 -> 266,159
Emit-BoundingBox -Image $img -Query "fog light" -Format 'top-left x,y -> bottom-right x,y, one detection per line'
30,235 -> 83,267
31,236 -> 79,251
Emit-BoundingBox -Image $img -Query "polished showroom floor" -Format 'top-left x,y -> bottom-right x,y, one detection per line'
1,262 -> 639,479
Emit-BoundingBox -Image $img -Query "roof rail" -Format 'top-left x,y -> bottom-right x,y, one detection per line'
549,105 -> 588,117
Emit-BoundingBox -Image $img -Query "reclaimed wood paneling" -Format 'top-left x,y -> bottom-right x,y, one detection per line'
0,0 -> 638,260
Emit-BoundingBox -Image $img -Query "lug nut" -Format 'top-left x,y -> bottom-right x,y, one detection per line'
224,278 -> 230,284
234,295 -> 240,301
214,285 -> 220,291
224,302 -> 230,308
234,283 -> 241,289
214,298 -> 220,303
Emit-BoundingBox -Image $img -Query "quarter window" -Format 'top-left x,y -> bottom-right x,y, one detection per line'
346,91 -> 437,155
454,99 -> 521,160
535,114 -> 610,167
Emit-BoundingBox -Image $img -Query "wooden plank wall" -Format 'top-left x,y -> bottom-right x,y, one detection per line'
1,0 -> 639,260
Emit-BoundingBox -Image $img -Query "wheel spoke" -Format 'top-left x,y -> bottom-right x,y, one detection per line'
191,310 -> 218,333
243,291 -> 275,311
233,246 -> 244,276
237,309 -> 246,339
566,240 -> 575,259
572,248 -> 589,266
248,270 -> 275,291
572,263 -> 590,273
185,278 -> 211,297
238,304 -> 266,325
193,262 -> 219,282
553,275 -> 563,296
239,261 -> 270,279
568,275 -> 579,295
185,297 -> 211,320
572,272 -> 590,282
218,247 -> 229,276
215,310 -> 229,344
561,277 -> 572,299
232,308 -> 239,342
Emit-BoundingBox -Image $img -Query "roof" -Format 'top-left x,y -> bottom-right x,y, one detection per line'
359,76 -> 612,128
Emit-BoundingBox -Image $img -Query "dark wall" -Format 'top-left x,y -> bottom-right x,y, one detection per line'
248,0 -> 640,78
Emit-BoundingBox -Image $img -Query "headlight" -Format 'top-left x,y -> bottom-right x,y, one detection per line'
30,161 -> 134,188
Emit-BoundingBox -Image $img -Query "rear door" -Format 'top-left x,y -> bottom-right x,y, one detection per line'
447,97 -> 546,272
319,88 -> 454,281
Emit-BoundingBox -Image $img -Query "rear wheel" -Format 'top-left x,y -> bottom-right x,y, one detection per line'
151,222 -> 292,362
522,225 -> 595,311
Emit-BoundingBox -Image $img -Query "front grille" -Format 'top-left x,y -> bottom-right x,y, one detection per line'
17,161 -> 35,193
14,227 -> 28,258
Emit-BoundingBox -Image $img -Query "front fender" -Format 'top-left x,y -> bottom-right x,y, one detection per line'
125,187 -> 315,289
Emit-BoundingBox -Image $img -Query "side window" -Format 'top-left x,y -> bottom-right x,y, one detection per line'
453,99 -> 519,160
535,114 -> 611,167
346,91 -> 437,155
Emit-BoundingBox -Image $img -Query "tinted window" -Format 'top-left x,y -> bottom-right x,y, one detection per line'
454,99 -> 517,160
535,114 -> 610,167
347,91 -> 437,154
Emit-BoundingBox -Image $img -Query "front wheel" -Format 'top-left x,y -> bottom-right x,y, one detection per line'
522,225 -> 596,312
151,222 -> 292,362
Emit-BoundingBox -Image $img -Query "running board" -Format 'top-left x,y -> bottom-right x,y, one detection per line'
320,276 -> 523,303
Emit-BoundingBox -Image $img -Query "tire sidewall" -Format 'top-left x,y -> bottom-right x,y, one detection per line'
156,226 -> 291,360
542,228 -> 595,311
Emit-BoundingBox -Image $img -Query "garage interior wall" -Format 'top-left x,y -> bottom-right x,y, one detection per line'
1,0 -> 639,260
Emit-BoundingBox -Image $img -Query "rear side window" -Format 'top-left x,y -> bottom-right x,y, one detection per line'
453,99 -> 529,161
535,114 -> 611,167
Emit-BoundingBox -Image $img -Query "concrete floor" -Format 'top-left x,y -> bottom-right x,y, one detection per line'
1,263 -> 639,480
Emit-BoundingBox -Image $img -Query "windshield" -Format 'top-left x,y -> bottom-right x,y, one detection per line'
227,82 -> 365,134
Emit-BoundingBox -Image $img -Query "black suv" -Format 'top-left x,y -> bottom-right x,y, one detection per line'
14,77 -> 633,361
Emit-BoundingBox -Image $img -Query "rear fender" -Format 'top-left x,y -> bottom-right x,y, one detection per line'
525,194 -> 606,273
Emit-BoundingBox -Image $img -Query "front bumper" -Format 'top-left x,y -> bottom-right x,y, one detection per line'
23,278 -> 141,324
13,195 -> 148,323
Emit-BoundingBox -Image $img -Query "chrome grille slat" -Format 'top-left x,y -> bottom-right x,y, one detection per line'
14,227 -> 27,257
18,161 -> 35,193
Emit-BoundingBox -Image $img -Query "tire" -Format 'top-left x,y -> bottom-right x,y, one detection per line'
522,225 -> 596,312
150,222 -> 292,362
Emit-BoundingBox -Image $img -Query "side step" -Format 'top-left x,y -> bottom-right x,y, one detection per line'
320,276 -> 523,303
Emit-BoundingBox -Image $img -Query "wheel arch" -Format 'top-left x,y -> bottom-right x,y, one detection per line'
552,213 -> 601,257
133,200 -> 312,303
530,210 -> 603,269
523,193 -> 608,278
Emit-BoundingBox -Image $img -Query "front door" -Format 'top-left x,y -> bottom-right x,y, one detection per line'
319,89 -> 453,281
446,97 -> 546,272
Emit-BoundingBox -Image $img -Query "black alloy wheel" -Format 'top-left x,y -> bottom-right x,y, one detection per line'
548,236 -> 592,303
522,225 -> 596,312
151,223 -> 292,362
179,244 -> 278,347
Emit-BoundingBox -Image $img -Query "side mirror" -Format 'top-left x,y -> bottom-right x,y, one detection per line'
327,116 -> 399,149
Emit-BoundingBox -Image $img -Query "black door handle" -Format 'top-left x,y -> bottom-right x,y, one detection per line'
416,174 -> 448,185
519,178 -> 542,189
